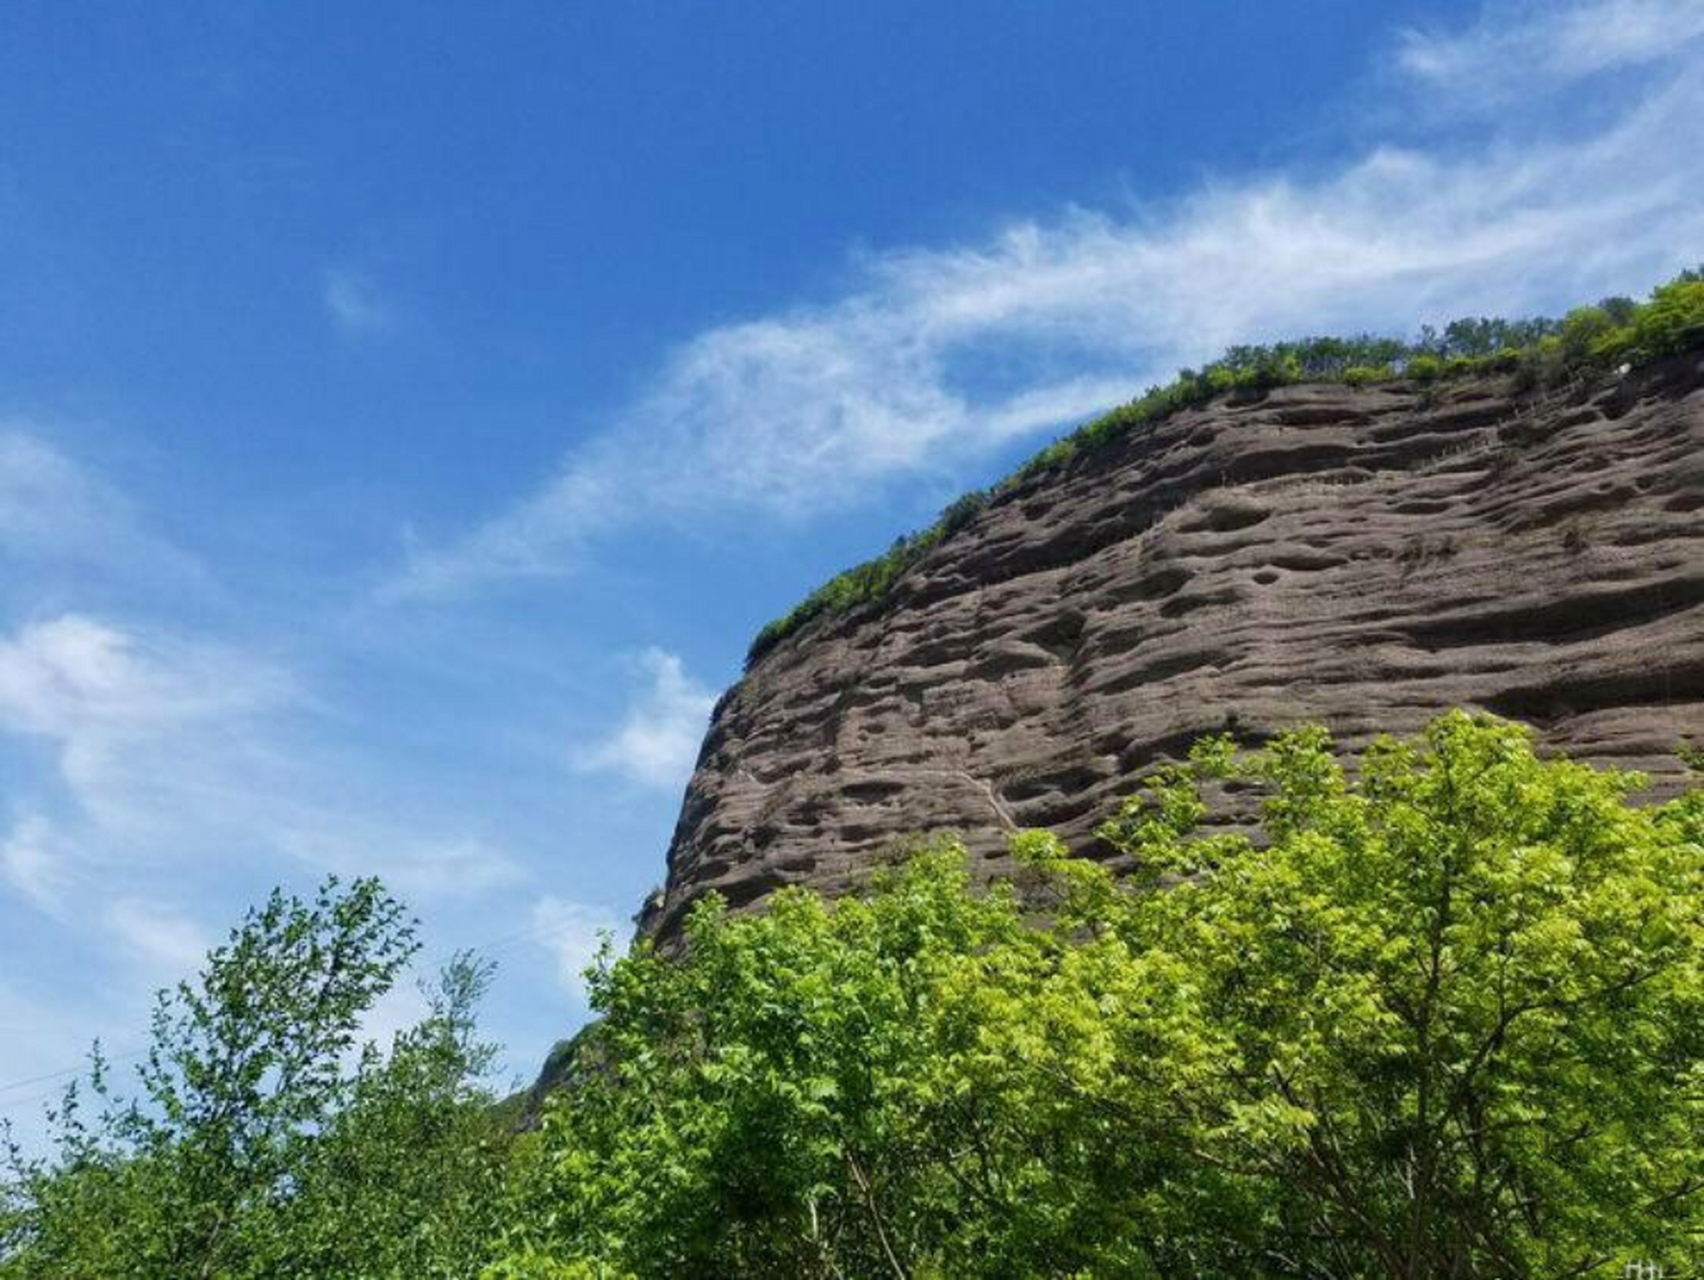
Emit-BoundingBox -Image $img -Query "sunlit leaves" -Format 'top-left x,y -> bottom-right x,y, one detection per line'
507,713 -> 1703,1277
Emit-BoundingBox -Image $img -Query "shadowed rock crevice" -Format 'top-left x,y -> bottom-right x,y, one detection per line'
641,362 -> 1704,942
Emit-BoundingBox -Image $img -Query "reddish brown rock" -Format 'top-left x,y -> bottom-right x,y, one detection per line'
644,358 -> 1704,940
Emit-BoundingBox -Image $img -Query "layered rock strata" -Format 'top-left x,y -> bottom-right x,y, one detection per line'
645,358 -> 1704,940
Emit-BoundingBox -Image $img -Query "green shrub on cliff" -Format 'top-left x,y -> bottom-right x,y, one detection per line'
1341,361 -> 1394,386
1599,275 -> 1704,363
497,713 -> 1704,1277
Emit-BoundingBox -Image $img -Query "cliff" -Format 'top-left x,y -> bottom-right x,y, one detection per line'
644,356 -> 1704,941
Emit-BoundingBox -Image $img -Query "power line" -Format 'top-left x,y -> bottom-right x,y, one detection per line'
0,1048 -> 148,1099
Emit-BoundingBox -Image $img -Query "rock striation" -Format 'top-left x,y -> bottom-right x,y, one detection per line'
643,358 -> 1704,941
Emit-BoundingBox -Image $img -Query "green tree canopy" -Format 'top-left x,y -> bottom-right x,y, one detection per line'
7,715 -> 1699,1276
2,879 -> 511,1279
502,713 -> 1704,1277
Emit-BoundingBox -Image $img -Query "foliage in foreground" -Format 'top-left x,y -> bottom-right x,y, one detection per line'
0,880 -> 512,1279
500,713 -> 1704,1278
747,267 -> 1704,667
5,713 -> 1701,1277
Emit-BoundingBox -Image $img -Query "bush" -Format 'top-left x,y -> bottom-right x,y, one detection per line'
1559,304 -> 1617,363
1627,277 -> 1704,358
1342,362 -> 1392,387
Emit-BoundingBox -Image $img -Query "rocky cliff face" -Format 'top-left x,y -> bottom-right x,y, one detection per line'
645,358 -> 1704,940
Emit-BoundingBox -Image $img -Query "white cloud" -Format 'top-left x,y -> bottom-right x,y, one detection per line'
276,827 -> 531,902
388,1 -> 1704,599
1397,0 -> 1704,103
0,429 -> 202,586
384,838 -> 529,899
323,268 -> 395,335
0,616 -> 300,964
0,612 -> 529,919
577,649 -> 716,790
0,614 -> 282,740
0,614 -> 292,841
0,432 -> 113,557
528,895 -> 624,1002
0,814 -> 68,913
102,898 -> 211,981
0,447 -> 556,1141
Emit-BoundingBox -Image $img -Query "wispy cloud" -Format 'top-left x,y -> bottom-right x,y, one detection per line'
0,610 -> 535,912
323,267 -> 396,335
386,1 -> 1704,600
0,432 -> 116,560
277,829 -> 530,901
102,898 -> 211,979
577,649 -> 716,791
529,895 -> 623,1002
0,429 -> 202,589
0,614 -> 291,846
0,614 -> 284,742
1397,0 -> 1704,104
0,814 -> 67,914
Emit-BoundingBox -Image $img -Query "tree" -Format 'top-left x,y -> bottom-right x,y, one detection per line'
263,953 -> 512,1279
1036,711 -> 1704,1275
1,878 -> 511,1279
505,713 -> 1703,1277
10,718 -> 1697,1275
497,847 -> 1062,1277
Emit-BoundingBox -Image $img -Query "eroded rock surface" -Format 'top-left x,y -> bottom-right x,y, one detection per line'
645,359 -> 1704,940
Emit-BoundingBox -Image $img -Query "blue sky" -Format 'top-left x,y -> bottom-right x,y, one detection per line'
3,0 -> 1702,1134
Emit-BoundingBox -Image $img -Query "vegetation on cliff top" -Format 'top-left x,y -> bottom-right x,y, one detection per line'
746,268 -> 1704,668
5,714 -> 1701,1276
